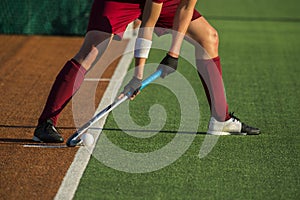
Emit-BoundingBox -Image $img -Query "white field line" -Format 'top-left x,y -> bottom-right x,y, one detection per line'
23,144 -> 67,148
84,78 -> 111,82
54,25 -> 136,200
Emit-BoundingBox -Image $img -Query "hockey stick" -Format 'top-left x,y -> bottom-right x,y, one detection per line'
66,69 -> 162,147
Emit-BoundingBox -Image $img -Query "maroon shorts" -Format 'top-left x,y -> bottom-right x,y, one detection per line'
87,0 -> 201,39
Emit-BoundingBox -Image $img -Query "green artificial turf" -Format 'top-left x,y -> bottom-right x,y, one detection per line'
74,1 -> 300,199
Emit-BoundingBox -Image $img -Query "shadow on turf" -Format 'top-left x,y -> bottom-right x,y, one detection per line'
0,124 -> 76,145
0,125 -> 206,134
0,124 -> 76,129
0,124 -> 207,142
0,138 -> 35,144
94,127 -> 207,135
0,138 -> 68,148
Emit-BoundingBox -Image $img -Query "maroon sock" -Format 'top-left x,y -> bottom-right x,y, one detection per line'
196,56 -> 230,121
38,59 -> 86,125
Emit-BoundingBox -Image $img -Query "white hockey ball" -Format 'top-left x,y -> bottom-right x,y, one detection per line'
80,133 -> 94,147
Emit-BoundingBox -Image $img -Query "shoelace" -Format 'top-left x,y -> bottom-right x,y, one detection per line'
46,121 -> 62,135
229,112 -> 240,122
230,112 -> 260,134
230,112 -> 254,130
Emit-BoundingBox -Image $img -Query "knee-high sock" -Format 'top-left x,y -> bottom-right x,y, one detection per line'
196,56 -> 230,121
38,59 -> 86,125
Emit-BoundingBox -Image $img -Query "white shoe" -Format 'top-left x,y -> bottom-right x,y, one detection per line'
207,112 -> 261,135
207,117 -> 245,135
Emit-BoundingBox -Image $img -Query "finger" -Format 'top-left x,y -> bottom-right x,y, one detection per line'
130,93 -> 137,100
129,91 -> 140,100
130,96 -> 136,100
118,93 -> 125,99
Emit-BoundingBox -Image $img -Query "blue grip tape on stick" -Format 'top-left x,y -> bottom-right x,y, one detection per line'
141,69 -> 162,90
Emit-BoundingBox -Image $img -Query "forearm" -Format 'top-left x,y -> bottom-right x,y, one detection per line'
134,1 -> 163,78
134,58 -> 146,79
169,0 -> 197,57
138,0 -> 162,40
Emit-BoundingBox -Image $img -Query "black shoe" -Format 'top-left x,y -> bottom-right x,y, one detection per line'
33,119 -> 64,143
229,112 -> 261,135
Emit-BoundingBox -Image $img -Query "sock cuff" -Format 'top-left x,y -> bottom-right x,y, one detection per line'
196,56 -> 220,62
70,58 -> 87,75
212,56 -> 220,62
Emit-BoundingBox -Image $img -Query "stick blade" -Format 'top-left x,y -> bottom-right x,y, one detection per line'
66,132 -> 81,147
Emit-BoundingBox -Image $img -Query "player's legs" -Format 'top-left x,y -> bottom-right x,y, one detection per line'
34,0 -> 143,142
186,16 -> 229,121
38,31 -> 112,125
34,31 -> 113,143
186,17 -> 260,135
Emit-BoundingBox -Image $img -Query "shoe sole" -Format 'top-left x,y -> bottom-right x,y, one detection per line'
230,132 -> 247,136
32,135 -> 64,143
32,136 -> 42,142
207,131 -> 247,136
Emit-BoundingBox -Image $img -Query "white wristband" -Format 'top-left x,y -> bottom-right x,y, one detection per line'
134,38 -> 152,58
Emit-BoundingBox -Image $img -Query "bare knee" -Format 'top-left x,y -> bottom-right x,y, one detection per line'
192,29 -> 219,59
211,28 -> 219,48
80,46 -> 99,70
73,31 -> 112,70
204,28 -> 219,57
73,48 -> 98,71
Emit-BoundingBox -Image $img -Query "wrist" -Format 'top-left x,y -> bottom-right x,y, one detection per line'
134,38 -> 152,58
132,76 -> 142,82
134,75 -> 143,80
167,52 -> 179,58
